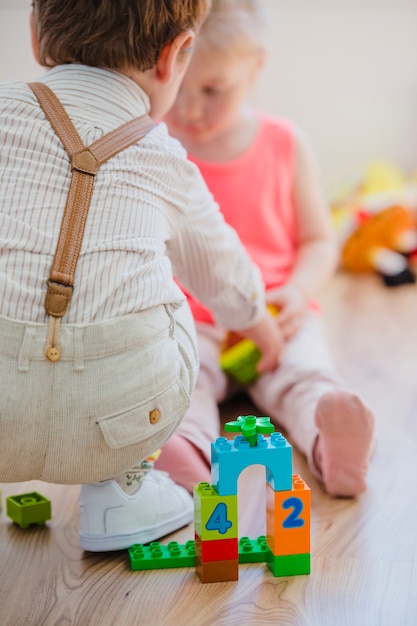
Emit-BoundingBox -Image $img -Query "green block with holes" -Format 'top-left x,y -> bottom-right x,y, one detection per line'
129,541 -> 196,570
6,492 -> 51,528
238,536 -> 270,563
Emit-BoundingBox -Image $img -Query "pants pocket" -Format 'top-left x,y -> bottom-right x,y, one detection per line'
97,379 -> 190,449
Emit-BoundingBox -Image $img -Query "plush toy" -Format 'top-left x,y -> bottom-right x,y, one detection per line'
332,162 -> 417,286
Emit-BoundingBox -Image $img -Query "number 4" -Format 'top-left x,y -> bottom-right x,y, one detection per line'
206,503 -> 233,535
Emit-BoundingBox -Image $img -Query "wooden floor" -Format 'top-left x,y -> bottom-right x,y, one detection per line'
1,272 -> 417,626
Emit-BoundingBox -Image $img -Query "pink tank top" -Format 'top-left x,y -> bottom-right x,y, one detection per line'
185,115 -> 297,324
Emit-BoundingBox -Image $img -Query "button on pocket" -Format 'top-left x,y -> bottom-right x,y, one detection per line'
149,409 -> 161,424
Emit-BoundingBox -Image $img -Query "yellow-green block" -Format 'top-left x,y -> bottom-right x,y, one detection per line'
219,339 -> 261,385
194,482 -> 238,540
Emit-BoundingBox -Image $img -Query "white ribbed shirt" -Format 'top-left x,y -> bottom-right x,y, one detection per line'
0,65 -> 265,328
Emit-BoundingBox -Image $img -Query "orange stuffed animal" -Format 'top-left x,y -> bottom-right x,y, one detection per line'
341,204 -> 417,285
333,162 -> 417,286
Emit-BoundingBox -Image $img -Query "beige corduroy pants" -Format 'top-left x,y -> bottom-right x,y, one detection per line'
0,302 -> 198,484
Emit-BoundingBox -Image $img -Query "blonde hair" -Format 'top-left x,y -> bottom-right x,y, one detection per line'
197,0 -> 265,56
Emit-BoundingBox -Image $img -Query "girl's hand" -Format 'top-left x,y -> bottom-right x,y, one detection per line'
239,310 -> 285,374
266,284 -> 308,341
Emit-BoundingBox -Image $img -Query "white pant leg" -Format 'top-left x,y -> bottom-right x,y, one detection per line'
248,311 -> 344,470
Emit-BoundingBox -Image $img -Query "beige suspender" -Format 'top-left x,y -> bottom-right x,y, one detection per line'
28,82 -> 156,362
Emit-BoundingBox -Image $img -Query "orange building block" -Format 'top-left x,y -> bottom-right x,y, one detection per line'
266,475 -> 311,556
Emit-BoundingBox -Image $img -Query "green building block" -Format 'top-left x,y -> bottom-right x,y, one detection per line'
238,536 -> 270,563
129,536 -> 270,570
128,538 -> 311,578
266,552 -> 311,577
219,306 -> 279,386
225,416 -> 275,447
129,541 -> 196,570
219,338 -> 261,385
6,492 -> 51,528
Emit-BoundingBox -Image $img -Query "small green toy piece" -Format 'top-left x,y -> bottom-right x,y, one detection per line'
266,552 -> 311,577
219,304 -> 280,385
6,492 -> 51,529
219,337 -> 261,385
129,541 -> 196,570
238,536 -> 269,563
224,415 -> 275,447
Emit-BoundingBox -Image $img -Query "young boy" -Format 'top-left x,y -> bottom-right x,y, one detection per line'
0,0 -> 282,551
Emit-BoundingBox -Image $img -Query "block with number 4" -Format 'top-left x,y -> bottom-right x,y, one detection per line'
194,482 -> 238,541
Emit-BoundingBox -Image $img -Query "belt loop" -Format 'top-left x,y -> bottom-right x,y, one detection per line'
18,326 -> 36,372
73,327 -> 85,371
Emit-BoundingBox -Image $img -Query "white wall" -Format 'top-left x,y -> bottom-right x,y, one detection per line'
1,0 -> 416,195
259,0 -> 417,194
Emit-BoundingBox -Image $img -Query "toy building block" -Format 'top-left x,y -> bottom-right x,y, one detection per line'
194,482 -> 238,541
219,338 -> 262,385
224,415 -> 275,447
191,414 -> 311,583
195,534 -> 238,563
193,482 -> 238,583
219,305 -> 279,385
266,475 -> 311,556
211,431 -> 292,496
238,536 -> 270,564
129,536 -> 272,572
266,552 -> 310,577
128,541 -> 196,571
6,492 -> 51,528
196,558 -> 239,584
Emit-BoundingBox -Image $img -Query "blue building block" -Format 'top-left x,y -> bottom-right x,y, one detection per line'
211,432 -> 293,496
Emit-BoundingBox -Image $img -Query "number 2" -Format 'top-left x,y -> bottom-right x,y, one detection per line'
282,497 -> 304,529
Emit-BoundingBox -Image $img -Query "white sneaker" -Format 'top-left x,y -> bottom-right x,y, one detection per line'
79,469 -> 194,551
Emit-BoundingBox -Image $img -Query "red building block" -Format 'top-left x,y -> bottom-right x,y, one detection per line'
194,532 -> 238,563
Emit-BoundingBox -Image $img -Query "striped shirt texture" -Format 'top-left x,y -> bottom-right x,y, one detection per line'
0,65 -> 265,329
